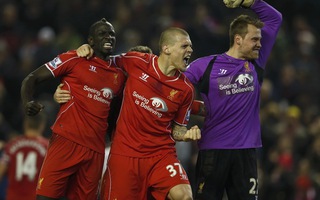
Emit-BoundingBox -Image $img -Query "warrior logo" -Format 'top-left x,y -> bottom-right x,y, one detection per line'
139,73 -> 149,82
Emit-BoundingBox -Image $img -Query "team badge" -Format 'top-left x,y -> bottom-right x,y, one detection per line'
114,73 -> 118,85
37,177 -> 44,189
197,182 -> 205,194
167,89 -> 178,100
244,61 -> 251,72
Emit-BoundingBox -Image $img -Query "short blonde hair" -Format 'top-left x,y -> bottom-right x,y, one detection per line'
159,27 -> 189,53
128,45 -> 153,53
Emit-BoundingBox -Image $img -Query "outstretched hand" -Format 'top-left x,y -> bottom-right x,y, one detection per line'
54,84 -> 71,104
24,101 -> 44,116
76,44 -> 94,59
183,125 -> 201,141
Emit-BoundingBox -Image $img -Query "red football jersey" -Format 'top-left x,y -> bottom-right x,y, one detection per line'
45,50 -> 126,153
0,135 -> 48,200
111,52 -> 194,157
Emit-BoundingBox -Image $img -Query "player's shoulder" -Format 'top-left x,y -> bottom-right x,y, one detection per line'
52,50 -> 81,63
3,135 -> 24,150
180,72 -> 194,89
109,56 -> 127,71
59,50 -> 78,58
6,135 -> 24,143
122,51 -> 154,63
190,54 -> 219,67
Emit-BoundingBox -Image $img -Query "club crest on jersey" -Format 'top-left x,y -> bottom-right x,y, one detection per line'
167,89 -> 178,100
150,97 -> 168,112
49,57 -> 62,69
197,182 -> 205,194
37,178 -> 44,189
244,61 -> 251,72
114,73 -> 119,85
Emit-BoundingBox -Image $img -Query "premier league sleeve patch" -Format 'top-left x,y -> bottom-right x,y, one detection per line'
49,57 -> 62,69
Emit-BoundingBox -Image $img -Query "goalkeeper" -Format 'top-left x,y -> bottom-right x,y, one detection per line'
184,0 -> 282,199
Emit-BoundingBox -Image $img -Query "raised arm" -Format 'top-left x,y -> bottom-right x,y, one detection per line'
251,0 -> 282,67
223,0 -> 282,67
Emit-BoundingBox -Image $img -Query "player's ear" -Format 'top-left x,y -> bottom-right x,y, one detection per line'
163,45 -> 170,55
88,37 -> 94,46
235,34 -> 242,45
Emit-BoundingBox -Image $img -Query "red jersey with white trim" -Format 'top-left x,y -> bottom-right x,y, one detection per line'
45,50 -> 126,153
0,135 -> 48,200
111,52 -> 194,157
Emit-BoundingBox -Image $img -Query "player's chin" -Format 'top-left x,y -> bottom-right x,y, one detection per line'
247,54 -> 258,60
103,48 -> 113,54
252,55 -> 259,60
179,64 -> 188,72
251,51 -> 259,59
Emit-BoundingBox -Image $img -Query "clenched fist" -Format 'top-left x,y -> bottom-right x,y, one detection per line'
183,125 -> 201,141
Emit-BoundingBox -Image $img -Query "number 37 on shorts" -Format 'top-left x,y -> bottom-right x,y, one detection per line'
166,162 -> 188,181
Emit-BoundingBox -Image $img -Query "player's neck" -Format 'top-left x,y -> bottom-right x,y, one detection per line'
157,55 -> 176,77
226,47 -> 245,60
94,52 -> 112,61
25,130 -> 40,137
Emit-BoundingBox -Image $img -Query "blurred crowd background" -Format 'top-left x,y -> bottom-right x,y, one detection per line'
1,0 -> 320,199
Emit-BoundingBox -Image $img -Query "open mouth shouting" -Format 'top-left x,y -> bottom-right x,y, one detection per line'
103,42 -> 113,50
183,55 -> 191,65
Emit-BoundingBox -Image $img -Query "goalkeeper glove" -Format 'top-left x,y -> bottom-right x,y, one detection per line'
223,0 -> 255,8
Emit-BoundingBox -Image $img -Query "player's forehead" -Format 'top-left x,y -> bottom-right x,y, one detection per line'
246,24 -> 261,37
95,22 -> 115,32
247,24 -> 260,30
173,33 -> 192,45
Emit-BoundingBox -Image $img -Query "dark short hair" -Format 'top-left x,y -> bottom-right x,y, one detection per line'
229,15 -> 264,47
89,18 -> 111,37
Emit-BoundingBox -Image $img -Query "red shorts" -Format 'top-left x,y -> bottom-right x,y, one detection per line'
6,192 -> 35,200
36,133 -> 104,200
100,152 -> 190,200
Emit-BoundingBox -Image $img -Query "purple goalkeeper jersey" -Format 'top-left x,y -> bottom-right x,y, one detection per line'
184,0 -> 282,150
